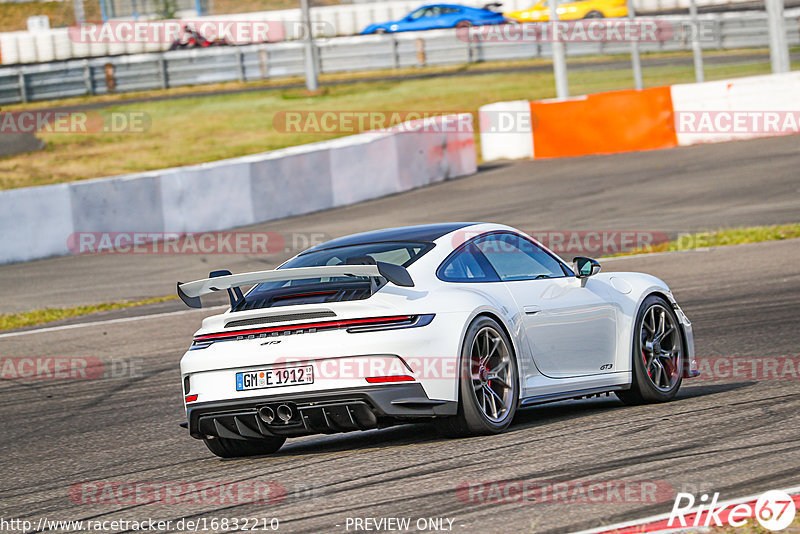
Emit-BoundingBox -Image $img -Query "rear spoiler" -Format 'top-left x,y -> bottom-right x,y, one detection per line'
176,263 -> 414,308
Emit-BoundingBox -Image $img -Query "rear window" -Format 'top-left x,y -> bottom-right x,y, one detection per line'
287,241 -> 432,269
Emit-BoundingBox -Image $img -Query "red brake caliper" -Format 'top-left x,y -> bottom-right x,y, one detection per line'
643,350 -> 652,377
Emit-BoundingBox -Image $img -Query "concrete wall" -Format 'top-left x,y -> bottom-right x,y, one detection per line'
0,113 -> 476,264
671,71 -> 800,145
479,71 -> 800,162
478,100 -> 533,161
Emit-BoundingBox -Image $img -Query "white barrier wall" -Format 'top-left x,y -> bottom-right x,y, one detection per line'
671,71 -> 800,145
478,100 -> 533,161
480,71 -> 800,161
0,184 -> 74,261
0,114 -> 476,264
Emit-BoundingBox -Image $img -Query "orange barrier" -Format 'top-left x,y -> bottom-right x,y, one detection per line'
529,86 -> 678,158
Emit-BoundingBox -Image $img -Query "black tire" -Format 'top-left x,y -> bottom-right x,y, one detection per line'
203,436 -> 286,458
455,20 -> 473,28
374,28 -> 387,34
616,295 -> 684,405
583,10 -> 604,18
440,316 -> 519,437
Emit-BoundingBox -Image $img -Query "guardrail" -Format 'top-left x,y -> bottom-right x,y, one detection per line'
0,11 -> 798,105
0,0 -> 791,66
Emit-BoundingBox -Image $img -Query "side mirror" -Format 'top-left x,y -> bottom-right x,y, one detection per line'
573,256 -> 601,278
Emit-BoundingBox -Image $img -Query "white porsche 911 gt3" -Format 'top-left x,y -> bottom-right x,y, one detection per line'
177,223 -> 698,458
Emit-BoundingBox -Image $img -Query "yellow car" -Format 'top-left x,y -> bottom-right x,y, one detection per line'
505,0 -> 628,21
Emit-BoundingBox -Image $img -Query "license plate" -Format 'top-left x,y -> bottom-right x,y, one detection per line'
235,364 -> 314,391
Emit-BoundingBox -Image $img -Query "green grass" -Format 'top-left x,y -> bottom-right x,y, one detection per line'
1,51 -> 796,190
0,295 -> 177,331
607,223 -> 800,257
0,1 -> 101,32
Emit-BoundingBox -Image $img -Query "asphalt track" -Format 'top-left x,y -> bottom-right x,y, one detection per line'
1,135 -> 800,534
2,134 -> 800,314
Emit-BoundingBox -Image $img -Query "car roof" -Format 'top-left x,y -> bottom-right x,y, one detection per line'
419,3 -> 469,8
300,223 -> 478,254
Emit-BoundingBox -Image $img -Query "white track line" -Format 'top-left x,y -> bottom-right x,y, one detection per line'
570,485 -> 800,534
0,305 -> 227,339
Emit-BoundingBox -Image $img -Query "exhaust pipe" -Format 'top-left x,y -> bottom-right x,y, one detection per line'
276,404 -> 293,422
258,406 -> 275,424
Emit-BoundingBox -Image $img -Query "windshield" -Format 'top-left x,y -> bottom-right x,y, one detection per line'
233,242 -> 433,310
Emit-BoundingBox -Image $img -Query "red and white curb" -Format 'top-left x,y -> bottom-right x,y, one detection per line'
571,485 -> 800,534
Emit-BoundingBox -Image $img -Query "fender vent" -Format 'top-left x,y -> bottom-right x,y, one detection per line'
225,310 -> 336,328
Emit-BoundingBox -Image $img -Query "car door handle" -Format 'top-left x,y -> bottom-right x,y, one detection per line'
523,305 -> 542,315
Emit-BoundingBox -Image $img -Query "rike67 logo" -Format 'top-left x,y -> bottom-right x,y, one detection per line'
668,490 -> 797,531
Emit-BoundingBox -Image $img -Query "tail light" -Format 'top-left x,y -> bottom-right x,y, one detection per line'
191,314 -> 434,345
366,375 -> 415,383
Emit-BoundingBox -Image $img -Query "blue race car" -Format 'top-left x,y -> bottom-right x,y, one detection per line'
361,3 -> 506,34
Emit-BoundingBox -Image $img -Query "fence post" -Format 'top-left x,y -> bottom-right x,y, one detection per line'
415,38 -> 426,67
236,48 -> 245,82
159,53 -> 168,89
392,36 -> 399,69
18,70 -> 27,103
315,43 -> 323,75
259,46 -> 270,79
83,59 -> 94,96
473,37 -> 483,63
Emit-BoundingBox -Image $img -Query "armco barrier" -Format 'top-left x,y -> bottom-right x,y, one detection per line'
3,11 -> 800,105
1,0 -> 792,65
0,114 -> 476,264
479,71 -> 800,162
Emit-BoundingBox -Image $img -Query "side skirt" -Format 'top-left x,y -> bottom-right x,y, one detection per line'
519,385 -> 626,407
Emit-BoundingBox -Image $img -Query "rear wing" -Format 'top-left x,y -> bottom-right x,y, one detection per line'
177,263 -> 413,308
